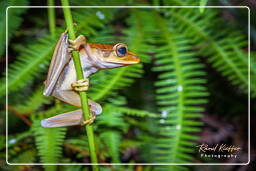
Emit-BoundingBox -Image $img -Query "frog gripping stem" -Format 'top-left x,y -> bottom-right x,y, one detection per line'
71,79 -> 89,91
71,78 -> 97,125
68,35 -> 87,51
61,0 -> 99,169
80,112 -> 96,126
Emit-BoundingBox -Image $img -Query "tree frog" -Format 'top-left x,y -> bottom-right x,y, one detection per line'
41,31 -> 140,128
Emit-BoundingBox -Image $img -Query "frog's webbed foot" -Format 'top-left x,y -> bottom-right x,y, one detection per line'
80,112 -> 96,126
81,99 -> 101,126
68,35 -> 87,52
71,78 -> 89,92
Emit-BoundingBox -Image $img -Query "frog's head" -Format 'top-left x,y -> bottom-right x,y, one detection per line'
89,43 -> 140,66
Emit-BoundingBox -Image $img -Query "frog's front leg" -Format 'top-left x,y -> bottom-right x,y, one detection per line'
68,35 -> 87,51
71,78 -> 89,91
68,35 -> 90,92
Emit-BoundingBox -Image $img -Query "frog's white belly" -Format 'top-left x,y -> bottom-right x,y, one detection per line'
59,59 -> 77,91
59,51 -> 98,91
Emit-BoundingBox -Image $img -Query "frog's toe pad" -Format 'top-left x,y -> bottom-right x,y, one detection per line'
68,40 -> 80,50
80,113 -> 96,126
68,35 -> 86,50
71,79 -> 89,91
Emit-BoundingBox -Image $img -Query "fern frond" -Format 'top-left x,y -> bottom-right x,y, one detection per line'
72,4 -> 115,36
96,93 -> 158,163
100,131 -> 121,163
97,104 -> 128,130
31,103 -> 77,168
64,136 -> 89,155
89,65 -> 143,101
32,120 -> 66,169
9,148 -> 36,164
95,98 -> 126,163
15,86 -> 52,113
108,105 -> 157,117
151,15 -> 207,169
166,7 -> 250,94
0,34 -> 57,97
0,0 -> 29,56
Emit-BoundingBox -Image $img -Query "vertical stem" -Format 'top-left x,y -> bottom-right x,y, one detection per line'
47,0 -> 56,38
61,0 -> 98,170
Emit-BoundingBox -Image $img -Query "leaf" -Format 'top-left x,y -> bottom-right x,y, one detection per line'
167,7 -> 250,95
0,0 -> 29,56
100,131 -> 121,163
151,14 -> 207,169
32,120 -> 66,170
1,35 -> 57,97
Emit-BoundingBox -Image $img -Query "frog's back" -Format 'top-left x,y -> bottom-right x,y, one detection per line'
88,43 -> 114,50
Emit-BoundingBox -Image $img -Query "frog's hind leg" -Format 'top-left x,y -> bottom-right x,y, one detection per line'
51,89 -> 102,115
41,109 -> 83,127
41,90 -> 102,127
41,107 -> 98,128
46,89 -> 102,127
43,32 -> 71,96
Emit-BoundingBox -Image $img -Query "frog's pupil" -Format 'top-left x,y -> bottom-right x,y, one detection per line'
118,47 -> 126,55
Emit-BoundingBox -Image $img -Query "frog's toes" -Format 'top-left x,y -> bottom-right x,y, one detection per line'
68,35 -> 86,51
71,79 -> 89,91
68,40 -> 79,50
80,112 -> 96,126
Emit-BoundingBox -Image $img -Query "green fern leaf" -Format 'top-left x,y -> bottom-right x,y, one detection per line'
96,97 -> 127,163
100,131 -> 121,163
1,34 -> 57,97
109,106 -> 157,117
151,14 -> 207,170
167,7 -> 250,94
0,0 -> 29,56
97,104 -> 128,130
32,120 -> 66,170
15,86 -> 52,113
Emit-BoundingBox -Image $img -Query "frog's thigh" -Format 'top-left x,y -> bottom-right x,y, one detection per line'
52,89 -> 102,115
53,89 -> 81,107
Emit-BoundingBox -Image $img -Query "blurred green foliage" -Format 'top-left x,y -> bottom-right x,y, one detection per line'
1,0 -> 253,171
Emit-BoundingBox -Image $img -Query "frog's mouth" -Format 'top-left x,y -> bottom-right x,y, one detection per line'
111,59 -> 140,64
111,54 -> 140,65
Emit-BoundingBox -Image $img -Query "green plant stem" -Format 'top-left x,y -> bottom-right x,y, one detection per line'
47,0 -> 56,38
61,1 -> 98,170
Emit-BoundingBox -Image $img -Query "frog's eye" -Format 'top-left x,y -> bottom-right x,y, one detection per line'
114,43 -> 128,57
